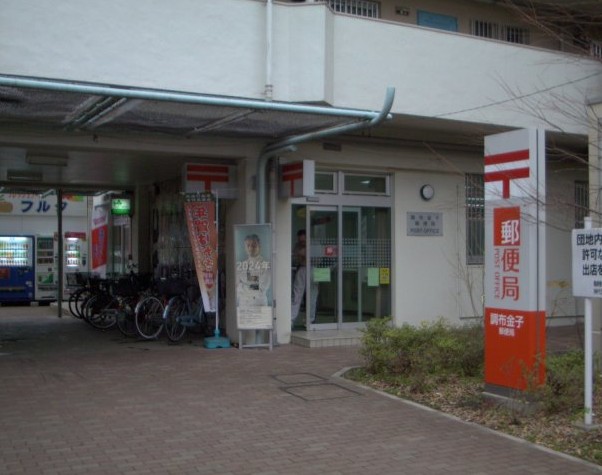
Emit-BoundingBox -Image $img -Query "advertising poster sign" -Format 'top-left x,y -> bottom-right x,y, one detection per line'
91,225 -> 108,270
184,193 -> 218,313
234,224 -> 273,330
484,128 -> 546,391
91,195 -> 109,277
0,193 -> 87,216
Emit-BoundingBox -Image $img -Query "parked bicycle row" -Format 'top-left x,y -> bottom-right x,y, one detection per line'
67,272 -> 215,343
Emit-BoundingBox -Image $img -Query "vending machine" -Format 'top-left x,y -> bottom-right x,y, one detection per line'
64,232 -> 88,297
0,235 -> 35,303
35,235 -> 57,303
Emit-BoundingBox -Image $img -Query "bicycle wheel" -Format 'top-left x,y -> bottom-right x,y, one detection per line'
116,299 -> 137,337
134,296 -> 164,339
164,295 -> 188,342
84,293 -> 118,330
69,288 -> 90,319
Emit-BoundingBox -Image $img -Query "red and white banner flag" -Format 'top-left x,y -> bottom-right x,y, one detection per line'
184,198 -> 218,313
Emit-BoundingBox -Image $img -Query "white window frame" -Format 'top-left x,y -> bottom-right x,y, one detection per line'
342,172 -> 390,196
315,171 -> 338,194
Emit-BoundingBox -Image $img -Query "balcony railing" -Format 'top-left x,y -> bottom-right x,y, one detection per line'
327,0 -> 380,18
470,19 -> 530,45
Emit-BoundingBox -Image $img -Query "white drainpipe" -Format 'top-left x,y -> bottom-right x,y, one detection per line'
265,0 -> 274,101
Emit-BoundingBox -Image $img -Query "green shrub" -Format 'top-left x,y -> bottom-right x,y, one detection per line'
359,319 -> 593,414
359,317 -> 484,381
538,350 -> 590,414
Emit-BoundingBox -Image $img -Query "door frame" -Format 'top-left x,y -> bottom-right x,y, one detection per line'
291,171 -> 393,331
305,205 -> 339,330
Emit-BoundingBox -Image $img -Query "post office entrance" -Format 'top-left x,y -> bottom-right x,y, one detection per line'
291,203 -> 391,330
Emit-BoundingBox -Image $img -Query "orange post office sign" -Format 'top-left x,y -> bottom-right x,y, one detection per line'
484,129 -> 546,391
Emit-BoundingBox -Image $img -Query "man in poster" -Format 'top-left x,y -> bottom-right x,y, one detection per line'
236,233 -> 271,307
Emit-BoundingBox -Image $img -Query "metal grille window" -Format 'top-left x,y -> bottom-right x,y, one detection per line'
471,19 -> 499,39
329,0 -> 380,18
465,174 -> 484,265
470,20 -> 530,45
575,180 -> 589,228
590,40 -> 602,59
502,25 -> 530,44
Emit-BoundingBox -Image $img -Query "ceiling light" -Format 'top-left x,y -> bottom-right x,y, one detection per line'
7,169 -> 43,182
26,155 -> 68,167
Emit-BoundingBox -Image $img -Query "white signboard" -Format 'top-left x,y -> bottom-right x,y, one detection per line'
182,163 -> 238,199
571,228 -> 602,298
0,193 -> 88,216
484,129 -> 546,312
407,212 -> 442,236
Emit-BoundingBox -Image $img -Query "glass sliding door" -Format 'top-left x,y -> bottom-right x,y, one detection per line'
342,206 -> 391,325
291,204 -> 391,330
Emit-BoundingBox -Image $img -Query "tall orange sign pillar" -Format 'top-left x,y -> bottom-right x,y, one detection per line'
484,129 -> 546,393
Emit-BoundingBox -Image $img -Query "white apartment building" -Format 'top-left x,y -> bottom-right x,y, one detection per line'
1,0 -> 601,346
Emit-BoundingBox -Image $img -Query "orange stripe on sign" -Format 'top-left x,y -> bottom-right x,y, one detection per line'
484,149 -> 529,166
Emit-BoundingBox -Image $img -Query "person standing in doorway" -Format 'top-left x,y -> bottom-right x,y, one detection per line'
291,229 -> 318,327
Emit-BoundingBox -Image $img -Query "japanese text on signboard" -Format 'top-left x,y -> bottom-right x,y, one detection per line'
489,311 -> 525,337
572,229 -> 602,297
493,207 -> 521,302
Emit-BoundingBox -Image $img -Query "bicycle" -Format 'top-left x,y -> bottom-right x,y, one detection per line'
133,276 -> 187,340
67,272 -> 101,319
163,283 -> 213,343
82,277 -> 119,330
81,272 -> 149,332
114,272 -> 153,337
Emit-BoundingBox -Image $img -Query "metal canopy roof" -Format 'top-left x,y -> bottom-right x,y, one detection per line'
0,76 -> 379,194
0,86 -> 360,139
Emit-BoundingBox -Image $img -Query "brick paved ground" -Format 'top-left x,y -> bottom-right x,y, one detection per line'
0,306 -> 599,474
